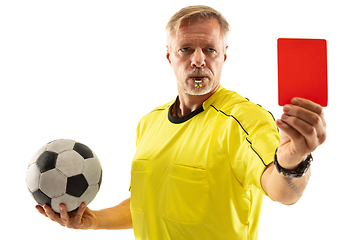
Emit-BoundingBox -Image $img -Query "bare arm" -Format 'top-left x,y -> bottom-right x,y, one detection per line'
261,162 -> 311,205
93,198 -> 132,230
36,198 -> 132,230
261,98 -> 326,205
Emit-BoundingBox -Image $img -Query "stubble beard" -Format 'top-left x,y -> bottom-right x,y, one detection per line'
182,68 -> 218,96
183,79 -> 214,96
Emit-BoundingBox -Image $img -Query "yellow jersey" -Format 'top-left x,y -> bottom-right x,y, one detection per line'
130,85 -> 280,240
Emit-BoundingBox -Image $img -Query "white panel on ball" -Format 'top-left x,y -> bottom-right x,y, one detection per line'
83,157 -> 102,185
56,150 -> 84,177
39,169 -> 67,198
47,139 -> 76,153
26,163 -> 41,192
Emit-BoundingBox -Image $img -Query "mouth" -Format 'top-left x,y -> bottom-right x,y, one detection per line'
191,77 -> 208,88
186,70 -> 212,89
189,75 -> 207,79
188,76 -> 209,81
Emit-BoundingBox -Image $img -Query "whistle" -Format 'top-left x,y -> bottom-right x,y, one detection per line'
195,78 -> 203,88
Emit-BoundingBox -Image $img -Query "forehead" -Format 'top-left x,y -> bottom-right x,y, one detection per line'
173,18 -> 223,46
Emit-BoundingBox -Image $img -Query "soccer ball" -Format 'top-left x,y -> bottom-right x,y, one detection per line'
26,139 -> 102,213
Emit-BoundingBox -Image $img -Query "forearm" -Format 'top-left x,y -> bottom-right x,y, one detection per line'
92,198 -> 132,230
261,163 -> 311,205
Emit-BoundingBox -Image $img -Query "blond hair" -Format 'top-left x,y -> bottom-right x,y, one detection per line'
166,5 -> 231,48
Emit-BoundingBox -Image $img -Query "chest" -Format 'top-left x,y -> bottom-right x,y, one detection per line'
133,110 -> 231,170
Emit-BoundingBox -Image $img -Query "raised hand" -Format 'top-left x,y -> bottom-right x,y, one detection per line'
276,98 -> 327,169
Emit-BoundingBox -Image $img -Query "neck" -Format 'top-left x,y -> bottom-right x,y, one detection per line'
176,85 -> 219,117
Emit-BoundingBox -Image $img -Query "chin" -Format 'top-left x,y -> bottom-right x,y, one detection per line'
182,77 -> 218,96
183,84 -> 213,96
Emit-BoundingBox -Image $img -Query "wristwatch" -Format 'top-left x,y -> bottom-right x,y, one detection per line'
274,148 -> 313,178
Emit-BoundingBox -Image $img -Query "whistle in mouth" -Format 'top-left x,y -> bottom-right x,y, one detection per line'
195,78 -> 203,88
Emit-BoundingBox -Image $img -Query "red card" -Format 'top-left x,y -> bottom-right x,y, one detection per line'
277,38 -> 328,106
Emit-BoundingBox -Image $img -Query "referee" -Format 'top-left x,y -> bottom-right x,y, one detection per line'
37,5 -> 327,240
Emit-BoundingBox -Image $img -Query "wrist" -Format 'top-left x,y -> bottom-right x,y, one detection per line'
277,155 -> 308,170
275,147 -> 310,170
90,210 -> 106,230
274,149 -> 313,178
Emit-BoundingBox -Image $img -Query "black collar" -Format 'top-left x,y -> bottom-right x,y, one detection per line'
168,97 -> 204,124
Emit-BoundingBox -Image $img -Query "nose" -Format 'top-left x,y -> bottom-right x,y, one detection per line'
191,49 -> 206,68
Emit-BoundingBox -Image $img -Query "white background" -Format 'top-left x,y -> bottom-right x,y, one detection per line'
1,0 -> 359,239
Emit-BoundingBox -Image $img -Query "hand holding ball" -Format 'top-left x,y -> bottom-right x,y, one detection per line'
26,139 -> 102,213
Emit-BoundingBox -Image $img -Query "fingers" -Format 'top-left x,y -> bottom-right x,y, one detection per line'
67,202 -> 87,229
42,204 -> 65,226
290,98 -> 327,135
73,202 -> 87,224
290,98 -> 323,115
36,204 -> 86,229
59,204 -> 70,225
278,98 -> 327,153
36,205 -> 47,217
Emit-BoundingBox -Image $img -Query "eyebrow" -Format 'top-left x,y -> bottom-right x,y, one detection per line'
177,42 -> 218,49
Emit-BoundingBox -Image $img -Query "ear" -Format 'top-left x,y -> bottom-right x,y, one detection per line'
166,46 -> 172,66
223,46 -> 228,62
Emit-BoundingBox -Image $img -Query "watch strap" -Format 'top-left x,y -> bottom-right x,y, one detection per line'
274,149 -> 313,178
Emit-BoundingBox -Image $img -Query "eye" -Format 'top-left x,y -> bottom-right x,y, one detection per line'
179,47 -> 189,52
207,48 -> 216,53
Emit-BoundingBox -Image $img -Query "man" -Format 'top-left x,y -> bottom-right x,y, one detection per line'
37,5 -> 327,240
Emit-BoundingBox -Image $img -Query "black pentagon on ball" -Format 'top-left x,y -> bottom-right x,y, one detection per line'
73,142 -> 93,159
37,151 -> 58,173
66,174 -> 89,197
32,189 -> 51,206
